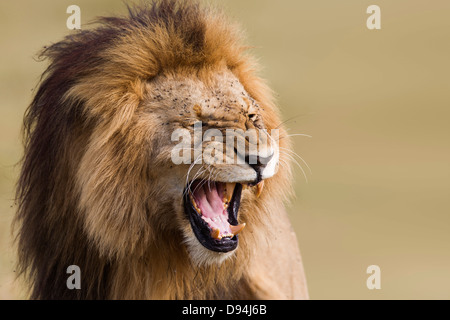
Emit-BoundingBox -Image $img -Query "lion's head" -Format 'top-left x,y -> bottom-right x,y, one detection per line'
15,0 -> 306,299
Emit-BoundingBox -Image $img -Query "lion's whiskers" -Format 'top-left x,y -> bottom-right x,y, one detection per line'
279,150 -> 309,183
279,147 -> 312,174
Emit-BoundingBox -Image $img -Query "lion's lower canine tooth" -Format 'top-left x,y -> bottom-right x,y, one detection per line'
256,181 -> 264,198
211,228 -> 221,240
189,193 -> 202,214
230,223 -> 246,236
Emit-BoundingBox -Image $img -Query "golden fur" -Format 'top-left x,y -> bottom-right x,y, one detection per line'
15,0 -> 308,299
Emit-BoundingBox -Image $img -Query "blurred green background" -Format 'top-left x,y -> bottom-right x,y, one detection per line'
1,0 -> 450,299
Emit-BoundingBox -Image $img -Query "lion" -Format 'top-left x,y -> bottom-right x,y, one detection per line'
14,0 -> 308,299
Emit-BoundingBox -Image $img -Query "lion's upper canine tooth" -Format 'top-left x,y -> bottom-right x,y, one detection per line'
224,183 -> 236,203
256,180 -> 264,198
230,223 -> 246,236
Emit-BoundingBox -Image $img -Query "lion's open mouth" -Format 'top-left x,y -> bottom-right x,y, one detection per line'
183,181 -> 245,253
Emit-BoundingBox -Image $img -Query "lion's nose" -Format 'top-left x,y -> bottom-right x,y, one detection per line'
247,152 -> 274,183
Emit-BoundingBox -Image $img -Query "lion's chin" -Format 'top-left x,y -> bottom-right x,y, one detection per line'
183,233 -> 236,266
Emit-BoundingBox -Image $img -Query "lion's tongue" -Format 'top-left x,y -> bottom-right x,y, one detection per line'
192,182 -> 233,239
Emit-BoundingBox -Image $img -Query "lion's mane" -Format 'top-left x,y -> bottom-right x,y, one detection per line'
15,0 -> 307,300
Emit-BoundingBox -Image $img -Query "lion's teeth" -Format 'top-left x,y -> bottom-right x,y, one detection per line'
211,228 -> 221,240
189,192 -> 202,215
224,183 -> 236,202
230,223 -> 246,236
255,181 -> 264,198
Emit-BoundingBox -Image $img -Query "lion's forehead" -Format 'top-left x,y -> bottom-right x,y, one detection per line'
144,71 -> 260,125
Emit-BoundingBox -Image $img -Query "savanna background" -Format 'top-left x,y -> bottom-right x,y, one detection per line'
1,0 -> 449,299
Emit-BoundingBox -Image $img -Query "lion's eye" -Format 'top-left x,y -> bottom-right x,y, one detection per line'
249,114 -> 258,122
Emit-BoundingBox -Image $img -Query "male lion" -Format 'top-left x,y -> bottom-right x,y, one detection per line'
15,0 -> 308,299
